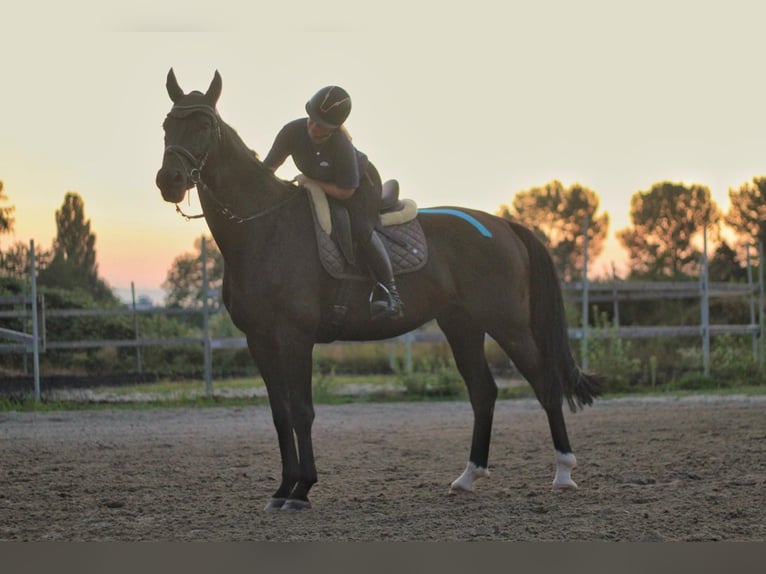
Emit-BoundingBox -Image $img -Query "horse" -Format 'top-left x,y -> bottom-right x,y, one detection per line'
155,69 -> 602,511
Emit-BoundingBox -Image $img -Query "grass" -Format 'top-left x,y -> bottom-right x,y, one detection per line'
0,373 -> 440,412
1,370 -> 764,413
586,384 -> 766,402
0,394 -> 270,412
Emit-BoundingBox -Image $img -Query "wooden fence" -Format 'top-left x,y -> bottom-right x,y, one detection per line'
2,238 -> 764,399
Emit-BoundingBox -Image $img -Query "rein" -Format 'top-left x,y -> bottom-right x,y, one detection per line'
165,102 -> 303,223
175,200 -> 205,221
192,181 -> 303,224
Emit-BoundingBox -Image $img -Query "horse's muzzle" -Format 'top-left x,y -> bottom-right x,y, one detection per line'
156,167 -> 189,204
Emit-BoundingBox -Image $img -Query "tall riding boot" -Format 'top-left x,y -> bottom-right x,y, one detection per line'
362,231 -> 405,320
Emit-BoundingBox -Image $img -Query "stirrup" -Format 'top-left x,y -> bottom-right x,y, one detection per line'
369,283 -> 403,320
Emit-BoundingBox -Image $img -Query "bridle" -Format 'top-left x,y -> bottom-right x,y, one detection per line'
165,144 -> 208,186
163,104 -> 221,220
163,103 -> 302,223
167,141 -> 209,220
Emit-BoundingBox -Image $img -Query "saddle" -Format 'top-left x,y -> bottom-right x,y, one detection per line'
303,179 -> 428,281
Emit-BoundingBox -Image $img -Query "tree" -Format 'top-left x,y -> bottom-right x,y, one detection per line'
163,235 -> 224,309
498,180 -> 609,281
1,241 -> 52,280
726,176 -> 766,252
0,180 -> 15,244
38,191 -> 115,302
617,181 -> 721,279
708,241 -> 746,282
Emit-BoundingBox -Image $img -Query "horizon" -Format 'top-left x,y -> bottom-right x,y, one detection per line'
12,177 -> 753,307
2,1 -> 765,303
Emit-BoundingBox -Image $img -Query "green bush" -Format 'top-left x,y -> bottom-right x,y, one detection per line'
585,311 -> 642,392
710,333 -> 760,382
395,355 -> 465,399
666,373 -> 721,391
313,343 -> 393,375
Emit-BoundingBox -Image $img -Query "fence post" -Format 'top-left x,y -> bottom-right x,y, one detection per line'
388,342 -> 397,372
29,239 -> 41,402
131,282 -> 143,376
746,244 -> 758,361
201,236 -> 213,396
403,333 -> 414,375
700,226 -> 710,377
580,214 -> 590,370
759,241 -> 765,371
611,262 -> 621,352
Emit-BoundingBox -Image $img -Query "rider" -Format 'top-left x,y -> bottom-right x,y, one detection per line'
263,85 -> 404,320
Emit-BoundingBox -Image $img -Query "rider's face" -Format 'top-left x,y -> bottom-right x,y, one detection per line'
307,118 -> 334,143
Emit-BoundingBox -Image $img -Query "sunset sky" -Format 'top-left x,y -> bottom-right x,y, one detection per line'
2,1 -> 765,303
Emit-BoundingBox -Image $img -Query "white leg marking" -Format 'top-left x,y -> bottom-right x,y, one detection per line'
450,462 -> 490,493
552,451 -> 578,490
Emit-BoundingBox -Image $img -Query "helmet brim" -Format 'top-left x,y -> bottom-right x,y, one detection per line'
305,102 -> 342,129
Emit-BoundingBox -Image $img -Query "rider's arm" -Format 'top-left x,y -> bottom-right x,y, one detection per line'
316,180 -> 355,200
262,122 -> 296,172
295,174 -> 355,200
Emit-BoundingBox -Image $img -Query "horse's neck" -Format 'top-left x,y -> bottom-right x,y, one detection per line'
207,129 -> 288,204
199,128 -> 302,257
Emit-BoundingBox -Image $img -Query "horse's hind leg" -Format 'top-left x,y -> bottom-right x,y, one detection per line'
492,326 -> 578,490
437,308 -> 498,494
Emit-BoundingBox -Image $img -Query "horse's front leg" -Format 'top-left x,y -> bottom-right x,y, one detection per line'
249,333 -> 317,511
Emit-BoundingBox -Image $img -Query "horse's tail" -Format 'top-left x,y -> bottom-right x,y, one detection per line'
506,220 -> 603,412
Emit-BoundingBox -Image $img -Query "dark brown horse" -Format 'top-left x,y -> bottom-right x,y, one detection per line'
155,70 -> 602,511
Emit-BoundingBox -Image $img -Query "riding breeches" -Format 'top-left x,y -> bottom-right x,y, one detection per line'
344,161 -> 383,246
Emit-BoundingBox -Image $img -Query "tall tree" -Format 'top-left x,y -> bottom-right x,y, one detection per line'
52,192 -> 97,276
726,176 -> 766,252
498,180 -> 609,281
617,181 -> 720,279
163,235 -> 224,309
1,241 -> 52,280
0,180 -> 15,243
38,191 -> 114,301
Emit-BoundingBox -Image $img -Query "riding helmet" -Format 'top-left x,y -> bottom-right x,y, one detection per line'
305,86 -> 352,129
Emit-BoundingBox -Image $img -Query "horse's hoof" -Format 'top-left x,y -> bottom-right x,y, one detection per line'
449,462 -> 489,494
552,479 -> 578,491
264,498 -> 286,511
552,452 -> 577,491
448,485 -> 475,495
281,498 -> 312,511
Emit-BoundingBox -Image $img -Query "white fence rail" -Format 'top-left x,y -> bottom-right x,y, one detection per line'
2,237 -> 764,399
0,240 -> 41,400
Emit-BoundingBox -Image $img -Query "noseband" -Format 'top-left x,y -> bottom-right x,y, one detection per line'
165,144 -> 207,184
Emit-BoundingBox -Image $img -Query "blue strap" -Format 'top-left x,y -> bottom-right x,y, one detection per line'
418,208 -> 493,238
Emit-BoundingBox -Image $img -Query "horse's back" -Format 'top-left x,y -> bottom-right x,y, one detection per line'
417,207 -> 530,277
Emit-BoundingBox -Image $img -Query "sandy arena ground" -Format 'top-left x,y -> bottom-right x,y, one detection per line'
1,395 -> 764,541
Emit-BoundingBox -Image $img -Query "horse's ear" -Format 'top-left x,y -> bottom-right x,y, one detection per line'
166,68 -> 185,103
206,70 -> 222,105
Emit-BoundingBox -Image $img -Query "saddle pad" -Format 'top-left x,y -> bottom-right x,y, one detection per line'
303,183 -> 332,233
304,180 -> 418,232
308,194 -> 429,280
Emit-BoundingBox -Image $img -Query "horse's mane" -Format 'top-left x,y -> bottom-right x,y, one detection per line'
217,117 -> 295,190
220,120 -> 261,162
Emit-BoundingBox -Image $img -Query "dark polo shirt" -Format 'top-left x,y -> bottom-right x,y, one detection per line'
263,118 -> 369,190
